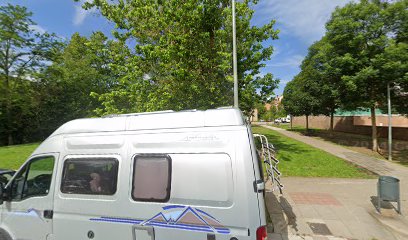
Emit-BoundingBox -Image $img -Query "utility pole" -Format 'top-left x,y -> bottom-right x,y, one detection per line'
387,82 -> 392,161
232,0 -> 239,108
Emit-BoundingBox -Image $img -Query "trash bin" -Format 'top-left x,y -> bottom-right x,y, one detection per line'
377,176 -> 401,214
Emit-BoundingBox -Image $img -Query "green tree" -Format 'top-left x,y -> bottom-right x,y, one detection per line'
80,0 -> 279,116
269,105 -> 278,122
299,38 -> 344,132
282,74 -> 321,132
325,0 -> 407,152
35,32 -> 130,136
255,102 -> 267,121
376,0 -> 408,114
276,102 -> 286,119
381,42 -> 408,115
0,4 -> 62,145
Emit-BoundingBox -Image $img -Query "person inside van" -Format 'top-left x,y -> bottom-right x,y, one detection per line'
89,172 -> 102,193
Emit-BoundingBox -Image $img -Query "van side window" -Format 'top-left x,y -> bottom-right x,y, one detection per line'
132,155 -> 171,202
61,158 -> 119,195
11,156 -> 55,201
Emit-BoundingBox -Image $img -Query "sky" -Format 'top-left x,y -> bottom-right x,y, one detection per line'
1,0 -> 350,96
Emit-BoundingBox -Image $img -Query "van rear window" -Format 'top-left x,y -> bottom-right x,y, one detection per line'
132,155 -> 171,202
61,158 -> 119,195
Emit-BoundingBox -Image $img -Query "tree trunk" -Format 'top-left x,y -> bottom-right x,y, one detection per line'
370,105 -> 378,152
329,110 -> 334,138
305,115 -> 309,133
290,115 -> 293,130
329,111 -> 334,132
8,134 -> 13,145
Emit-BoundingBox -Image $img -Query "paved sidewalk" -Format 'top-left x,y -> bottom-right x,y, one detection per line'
257,125 -> 408,239
259,125 -> 408,212
266,178 -> 406,240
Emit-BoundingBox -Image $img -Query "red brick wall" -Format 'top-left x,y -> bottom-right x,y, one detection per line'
292,115 -> 408,141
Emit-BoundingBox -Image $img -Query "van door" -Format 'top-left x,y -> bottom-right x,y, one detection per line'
1,154 -> 57,240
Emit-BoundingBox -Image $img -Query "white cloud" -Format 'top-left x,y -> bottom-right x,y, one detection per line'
73,0 -> 96,26
267,54 -> 304,68
255,0 -> 351,44
29,25 -> 46,34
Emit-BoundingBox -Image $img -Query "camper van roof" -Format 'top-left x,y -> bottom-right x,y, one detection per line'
51,108 -> 245,136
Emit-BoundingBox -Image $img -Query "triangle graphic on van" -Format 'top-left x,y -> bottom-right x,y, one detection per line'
150,213 -> 169,223
90,205 -> 230,235
142,205 -> 230,234
175,207 -> 210,226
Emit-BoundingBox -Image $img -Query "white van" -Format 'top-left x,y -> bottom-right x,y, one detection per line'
0,108 -> 268,240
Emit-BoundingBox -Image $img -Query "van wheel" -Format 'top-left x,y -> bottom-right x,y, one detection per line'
0,228 -> 12,240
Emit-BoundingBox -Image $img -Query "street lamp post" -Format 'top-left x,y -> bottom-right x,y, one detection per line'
232,0 -> 238,108
387,82 -> 392,161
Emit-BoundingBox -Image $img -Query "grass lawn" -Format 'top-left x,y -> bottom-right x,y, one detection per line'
252,125 -> 375,178
0,143 -> 39,170
274,123 -> 408,167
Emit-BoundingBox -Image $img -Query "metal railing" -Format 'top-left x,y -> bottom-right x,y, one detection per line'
254,134 -> 283,194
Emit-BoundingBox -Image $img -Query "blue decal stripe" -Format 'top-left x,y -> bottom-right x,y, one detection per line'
100,216 -> 143,222
91,218 -> 212,230
90,217 -> 231,235
147,222 -> 212,230
89,205 -> 231,236
90,218 -> 142,224
172,223 -> 212,229
150,220 -> 167,224
215,227 -> 230,231
215,227 -> 231,234
145,223 -> 214,233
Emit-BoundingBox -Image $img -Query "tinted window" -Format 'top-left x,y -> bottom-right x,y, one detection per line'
11,156 -> 55,201
61,158 -> 118,195
132,155 -> 171,202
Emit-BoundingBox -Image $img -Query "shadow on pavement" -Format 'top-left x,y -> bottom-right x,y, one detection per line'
266,192 -> 298,240
371,196 -> 399,213
279,196 -> 297,232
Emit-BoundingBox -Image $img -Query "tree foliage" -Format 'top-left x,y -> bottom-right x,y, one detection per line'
0,2 -> 281,146
282,73 -> 321,131
0,4 -> 62,145
31,32 -> 131,139
284,0 -> 407,150
325,0 -> 407,151
82,0 -> 279,116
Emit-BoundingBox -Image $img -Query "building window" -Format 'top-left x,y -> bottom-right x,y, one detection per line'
61,158 -> 118,195
132,155 -> 171,202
